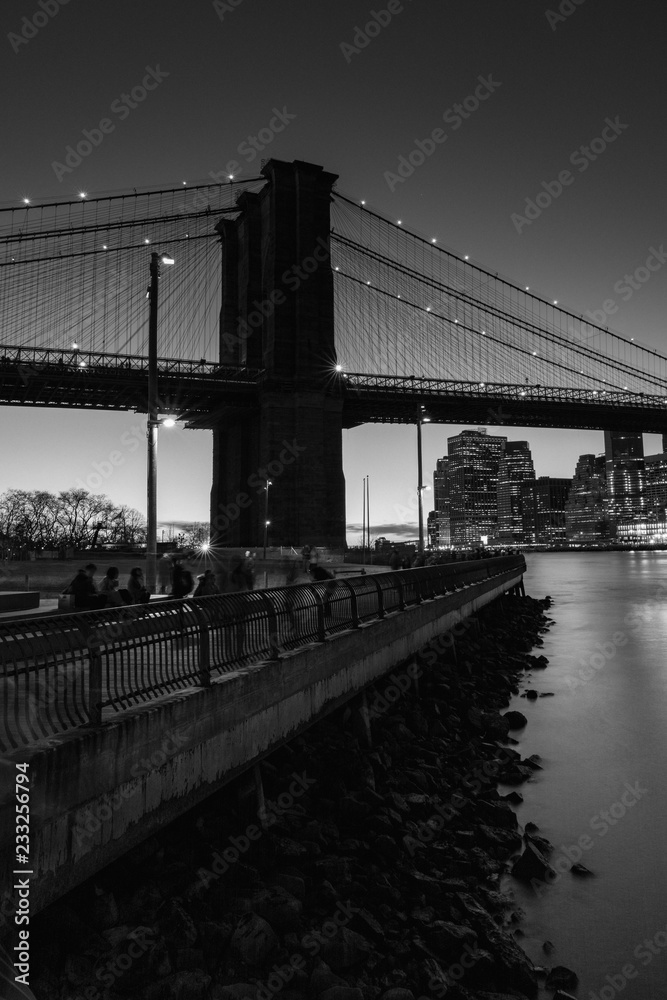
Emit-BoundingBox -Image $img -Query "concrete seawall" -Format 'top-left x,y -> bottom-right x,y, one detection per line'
0,565 -> 523,916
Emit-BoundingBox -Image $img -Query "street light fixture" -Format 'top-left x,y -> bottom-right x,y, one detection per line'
262,480 -> 272,559
146,250 -> 175,594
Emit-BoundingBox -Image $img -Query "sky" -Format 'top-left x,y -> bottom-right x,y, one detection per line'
1,0 -> 666,542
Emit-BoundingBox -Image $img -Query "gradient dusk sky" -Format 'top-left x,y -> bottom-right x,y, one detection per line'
1,0 -> 665,542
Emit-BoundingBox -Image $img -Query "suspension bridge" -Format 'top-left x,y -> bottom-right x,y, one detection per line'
2,158 -> 666,546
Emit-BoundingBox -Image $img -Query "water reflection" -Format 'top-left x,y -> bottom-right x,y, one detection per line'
504,553 -> 667,996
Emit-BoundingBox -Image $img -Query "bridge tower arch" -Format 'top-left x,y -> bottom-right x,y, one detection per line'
210,159 -> 346,550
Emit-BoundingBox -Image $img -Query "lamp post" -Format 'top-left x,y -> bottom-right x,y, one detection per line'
146,250 -> 174,593
262,480 -> 272,559
417,412 -> 431,553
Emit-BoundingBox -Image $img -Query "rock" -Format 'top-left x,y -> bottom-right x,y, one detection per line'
542,940 -> 555,954
143,969 -> 211,999
319,988 -> 364,1000
526,834 -> 553,856
525,689 -> 539,700
553,993 -> 578,1000
310,960 -> 350,995
210,986 -> 257,1000
539,692 -> 555,697
156,898 -> 198,947
314,857 -> 353,884
319,927 -> 372,970
272,872 -> 307,900
252,885 -> 302,930
381,990 -> 416,1000
524,821 -> 539,833
502,711 -> 528,730
524,754 -> 543,770
476,800 -> 519,830
571,863 -> 594,876
230,912 -> 279,967
511,843 -> 556,882
502,791 -> 523,805
497,764 -> 534,785
426,919 -> 477,952
546,966 -> 579,990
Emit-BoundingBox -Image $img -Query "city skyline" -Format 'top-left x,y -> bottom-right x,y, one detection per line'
2,2 -> 666,544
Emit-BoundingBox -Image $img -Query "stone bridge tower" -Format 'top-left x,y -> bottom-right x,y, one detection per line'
209,159 -> 346,549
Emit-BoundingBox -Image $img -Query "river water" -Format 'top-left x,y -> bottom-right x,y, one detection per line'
502,552 -> 667,999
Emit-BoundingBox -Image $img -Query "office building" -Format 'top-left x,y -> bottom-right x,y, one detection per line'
433,457 -> 450,547
497,441 -> 535,542
604,431 -> 646,525
447,429 -> 507,545
521,476 -> 571,544
644,452 -> 667,522
565,454 -> 607,542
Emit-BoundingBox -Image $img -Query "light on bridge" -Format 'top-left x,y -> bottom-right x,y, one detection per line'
431,238 -> 437,243
162,416 -> 176,428
79,192 -> 86,199
144,238 -> 150,244
22,198 -> 30,205
72,341 -> 78,350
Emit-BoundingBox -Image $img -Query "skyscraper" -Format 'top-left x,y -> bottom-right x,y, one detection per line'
447,429 -> 507,545
433,457 -> 450,547
644,451 -> 667,521
565,454 -> 607,542
497,441 -> 535,543
604,431 -> 646,526
521,477 -> 571,544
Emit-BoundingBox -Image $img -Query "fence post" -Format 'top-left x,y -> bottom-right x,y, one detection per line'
258,592 -> 281,661
372,576 -> 385,619
340,580 -> 360,629
191,603 -> 211,687
84,626 -> 102,726
310,586 -> 327,642
396,574 -> 405,611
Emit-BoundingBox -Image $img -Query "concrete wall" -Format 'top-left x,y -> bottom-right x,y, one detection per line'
0,566 -> 522,916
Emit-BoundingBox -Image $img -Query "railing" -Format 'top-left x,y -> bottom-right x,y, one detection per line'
0,556 -> 525,751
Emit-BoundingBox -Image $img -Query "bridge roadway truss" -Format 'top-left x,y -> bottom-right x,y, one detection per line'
2,346 -> 667,434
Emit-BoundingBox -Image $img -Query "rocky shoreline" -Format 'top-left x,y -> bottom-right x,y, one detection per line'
29,593 -> 579,1000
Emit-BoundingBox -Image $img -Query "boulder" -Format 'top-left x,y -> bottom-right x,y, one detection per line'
546,966 -> 579,990
251,885 -> 302,930
502,711 -> 528,730
511,843 -> 556,883
309,960 -> 349,995
230,912 -> 279,967
319,989 -> 364,1000
319,927 -> 372,970
143,970 -> 211,1000
210,986 -> 257,1000
571,863 -> 594,876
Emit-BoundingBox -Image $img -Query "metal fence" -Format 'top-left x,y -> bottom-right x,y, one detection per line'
0,555 -> 525,751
